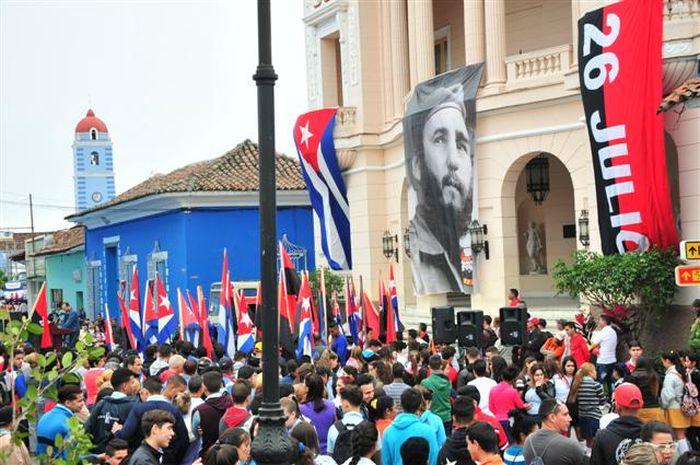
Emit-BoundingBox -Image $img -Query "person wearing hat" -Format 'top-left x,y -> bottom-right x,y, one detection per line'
540,332 -> 565,360
589,382 -> 645,465
688,299 -> 700,352
525,317 -> 547,359
0,405 -> 30,465
405,74 -> 477,295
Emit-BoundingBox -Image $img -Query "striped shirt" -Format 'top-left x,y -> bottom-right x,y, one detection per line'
576,376 -> 605,419
503,445 -> 526,465
383,381 -> 410,413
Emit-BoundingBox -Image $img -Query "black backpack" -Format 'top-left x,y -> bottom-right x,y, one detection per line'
332,420 -> 356,464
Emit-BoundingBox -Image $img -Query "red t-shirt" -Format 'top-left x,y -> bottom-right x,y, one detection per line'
489,381 -> 524,421
84,368 -> 105,406
474,406 -> 508,448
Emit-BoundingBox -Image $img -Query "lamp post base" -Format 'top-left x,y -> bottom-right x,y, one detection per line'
251,403 -> 292,465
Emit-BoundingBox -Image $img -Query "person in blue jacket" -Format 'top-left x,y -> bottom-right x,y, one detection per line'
382,388 -> 440,465
36,384 -> 85,457
58,302 -> 80,346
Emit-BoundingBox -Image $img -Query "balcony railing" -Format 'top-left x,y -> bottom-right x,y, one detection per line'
664,0 -> 700,20
505,44 -> 573,87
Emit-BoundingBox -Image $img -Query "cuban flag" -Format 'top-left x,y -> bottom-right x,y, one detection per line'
235,289 -> 254,354
103,304 -> 115,350
217,249 -> 236,357
293,109 -> 352,270
143,279 -> 158,345
128,265 -> 144,351
117,282 -> 135,350
388,263 -> 404,335
296,277 -> 314,360
346,276 -> 362,346
154,273 -> 177,344
177,288 -> 200,346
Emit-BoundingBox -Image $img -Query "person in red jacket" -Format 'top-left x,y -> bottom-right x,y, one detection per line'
564,322 -> 590,368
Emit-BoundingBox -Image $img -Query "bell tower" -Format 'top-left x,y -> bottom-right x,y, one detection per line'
72,109 -> 116,211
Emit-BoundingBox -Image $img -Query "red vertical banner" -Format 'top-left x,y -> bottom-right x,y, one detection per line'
578,0 -> 678,254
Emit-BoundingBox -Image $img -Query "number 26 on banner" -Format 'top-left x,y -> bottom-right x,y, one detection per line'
582,14 -> 620,90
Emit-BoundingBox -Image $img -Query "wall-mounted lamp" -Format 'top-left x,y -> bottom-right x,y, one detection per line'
578,209 -> 590,248
469,220 -> 489,260
382,230 -> 399,262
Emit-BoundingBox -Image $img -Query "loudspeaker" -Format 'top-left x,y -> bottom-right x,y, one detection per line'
431,306 -> 456,344
499,307 -> 528,346
457,310 -> 483,348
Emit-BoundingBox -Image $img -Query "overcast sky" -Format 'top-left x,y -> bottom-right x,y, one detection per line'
0,0 -> 308,232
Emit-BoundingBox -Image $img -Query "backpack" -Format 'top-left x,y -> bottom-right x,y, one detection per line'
331,420 -> 356,464
681,372 -> 699,417
526,435 -> 557,465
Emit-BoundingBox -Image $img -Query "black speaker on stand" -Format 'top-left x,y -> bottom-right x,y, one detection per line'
431,306 -> 456,345
457,310 -> 483,348
499,307 -> 528,345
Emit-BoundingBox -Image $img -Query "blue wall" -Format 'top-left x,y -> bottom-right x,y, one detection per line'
84,206 -> 314,324
74,130 -> 115,211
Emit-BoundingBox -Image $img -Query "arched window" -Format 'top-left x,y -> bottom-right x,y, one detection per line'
91,129 -> 97,140
90,151 -> 99,165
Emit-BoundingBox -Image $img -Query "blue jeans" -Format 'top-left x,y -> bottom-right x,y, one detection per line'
596,362 -> 615,397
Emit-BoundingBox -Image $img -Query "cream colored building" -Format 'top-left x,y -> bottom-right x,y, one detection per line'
302,0 -> 700,326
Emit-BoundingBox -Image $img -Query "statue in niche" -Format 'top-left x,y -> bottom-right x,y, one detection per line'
524,221 -> 545,274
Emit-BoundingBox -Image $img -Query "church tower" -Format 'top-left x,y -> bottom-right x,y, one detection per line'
73,109 -> 116,211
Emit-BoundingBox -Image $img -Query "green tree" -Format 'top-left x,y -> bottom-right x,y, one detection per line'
0,309 -> 103,464
308,268 -> 345,301
552,248 -> 678,342
0,269 -> 7,291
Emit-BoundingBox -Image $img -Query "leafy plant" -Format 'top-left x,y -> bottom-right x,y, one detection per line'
308,268 -> 344,300
552,248 -> 678,342
0,309 -> 103,464
0,269 -> 7,290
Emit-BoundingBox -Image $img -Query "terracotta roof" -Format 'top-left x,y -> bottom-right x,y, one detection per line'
658,77 -> 700,113
67,139 -> 306,219
31,226 -> 85,257
75,109 -> 109,133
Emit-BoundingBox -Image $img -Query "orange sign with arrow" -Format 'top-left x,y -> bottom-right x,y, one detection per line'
676,265 -> 700,287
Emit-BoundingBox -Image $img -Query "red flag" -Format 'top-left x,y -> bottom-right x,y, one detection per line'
279,242 -> 300,328
382,279 -> 397,344
197,286 -> 213,358
186,290 -> 199,321
104,304 -> 115,349
295,273 -> 315,342
117,283 -> 135,350
362,290 -> 381,342
32,281 -> 52,349
278,271 -> 295,357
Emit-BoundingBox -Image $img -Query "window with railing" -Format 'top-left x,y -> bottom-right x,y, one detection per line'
119,249 -> 138,303
85,260 -> 102,319
147,241 -> 168,300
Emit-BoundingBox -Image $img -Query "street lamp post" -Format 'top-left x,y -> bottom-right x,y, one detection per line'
251,1 -> 292,465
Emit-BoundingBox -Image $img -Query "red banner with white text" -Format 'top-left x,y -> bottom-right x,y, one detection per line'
578,0 -> 677,254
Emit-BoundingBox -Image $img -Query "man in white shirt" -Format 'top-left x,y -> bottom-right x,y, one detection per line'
466,359 -> 496,414
589,314 -> 618,397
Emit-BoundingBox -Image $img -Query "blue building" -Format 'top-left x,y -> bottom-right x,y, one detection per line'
67,140 -> 314,322
73,109 -> 116,212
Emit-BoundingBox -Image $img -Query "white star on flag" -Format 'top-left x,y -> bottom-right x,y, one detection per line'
130,290 -> 136,301
159,295 -> 170,309
299,120 -> 313,148
302,297 -> 311,310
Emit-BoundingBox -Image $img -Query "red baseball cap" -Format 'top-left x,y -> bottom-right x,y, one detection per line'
614,382 -> 644,409
527,317 -> 540,326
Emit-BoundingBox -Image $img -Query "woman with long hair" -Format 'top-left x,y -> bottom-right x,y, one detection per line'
204,444 -> 239,465
340,421 -> 377,465
567,362 -> 604,447
299,374 -> 337,454
523,364 -> 555,419
552,356 -> 576,403
346,347 -> 364,371
503,409 -> 539,465
219,428 -> 253,465
291,421 -> 337,465
515,357 -> 536,394
628,356 -> 664,424
661,350 -> 690,444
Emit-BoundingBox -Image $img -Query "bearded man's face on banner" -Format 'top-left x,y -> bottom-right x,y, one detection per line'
419,105 -> 473,231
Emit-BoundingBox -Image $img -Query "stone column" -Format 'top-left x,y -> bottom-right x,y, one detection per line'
390,0 -> 410,118
408,0 -> 435,87
571,0 -> 580,66
484,0 -> 506,86
463,0 -> 485,66
381,0 -> 395,121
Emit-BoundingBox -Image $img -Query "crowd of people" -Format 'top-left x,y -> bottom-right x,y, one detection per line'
1,292 -> 700,465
